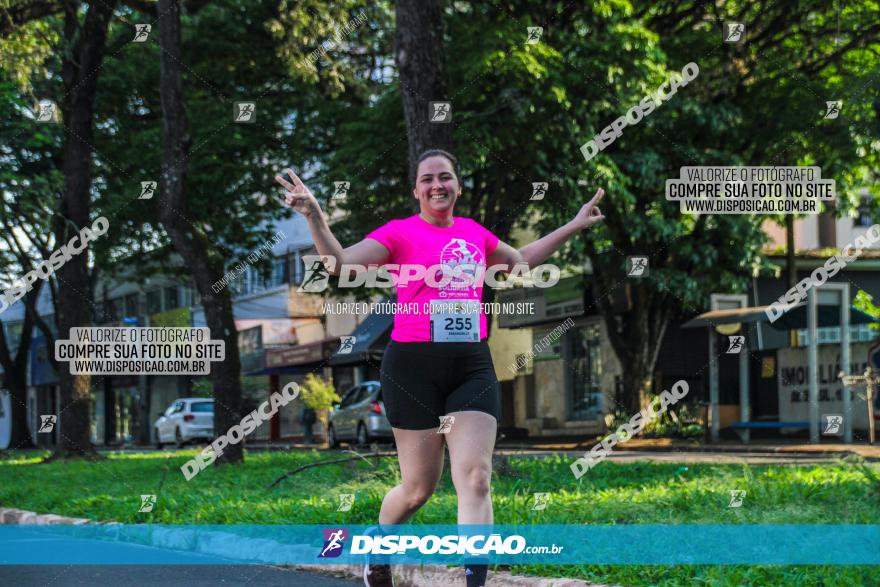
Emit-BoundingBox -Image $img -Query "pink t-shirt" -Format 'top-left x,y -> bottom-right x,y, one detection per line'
366,214 -> 500,342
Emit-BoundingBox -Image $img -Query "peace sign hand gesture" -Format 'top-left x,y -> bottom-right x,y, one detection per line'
572,188 -> 606,230
274,168 -> 321,219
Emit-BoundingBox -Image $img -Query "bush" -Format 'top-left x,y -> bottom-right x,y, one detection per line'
605,401 -> 703,439
298,374 -> 340,426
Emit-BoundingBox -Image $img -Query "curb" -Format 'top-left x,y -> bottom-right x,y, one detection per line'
0,507 -> 94,525
287,563 -> 605,586
618,444 -> 880,459
498,442 -> 880,459
0,507 -> 608,586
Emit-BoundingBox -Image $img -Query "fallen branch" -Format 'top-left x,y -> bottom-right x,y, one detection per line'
267,452 -> 396,489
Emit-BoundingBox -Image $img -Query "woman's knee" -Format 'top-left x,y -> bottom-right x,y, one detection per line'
403,484 -> 435,510
454,463 -> 492,497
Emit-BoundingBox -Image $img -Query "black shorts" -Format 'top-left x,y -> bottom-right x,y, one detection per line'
379,340 -> 501,430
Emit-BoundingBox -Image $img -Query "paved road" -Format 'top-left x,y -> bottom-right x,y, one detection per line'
1,527 -> 362,586
0,566 -> 362,586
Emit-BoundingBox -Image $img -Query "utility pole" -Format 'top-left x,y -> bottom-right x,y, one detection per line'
838,367 -> 876,445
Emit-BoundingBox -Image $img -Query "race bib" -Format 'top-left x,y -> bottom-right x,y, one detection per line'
429,300 -> 480,342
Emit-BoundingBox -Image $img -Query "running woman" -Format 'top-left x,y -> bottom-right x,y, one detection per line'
275,149 -> 605,586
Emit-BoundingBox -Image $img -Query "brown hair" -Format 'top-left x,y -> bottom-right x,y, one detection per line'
413,149 -> 460,185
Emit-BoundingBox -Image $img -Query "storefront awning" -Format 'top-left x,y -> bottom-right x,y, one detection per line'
329,311 -> 393,365
259,338 -> 339,374
244,364 -> 316,376
681,304 -> 875,330
766,304 -> 875,329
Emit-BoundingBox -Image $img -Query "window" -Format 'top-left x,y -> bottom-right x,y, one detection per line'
856,194 -> 873,227
107,298 -> 121,321
292,250 -> 305,285
164,286 -> 179,310
229,272 -> 243,296
352,386 -> 371,405
237,267 -> 254,296
40,314 -> 58,338
180,286 -> 194,307
339,386 -> 360,408
271,257 -> 286,288
4,322 -> 23,354
567,324 -> 603,421
146,290 -> 162,315
252,265 -> 265,293
124,294 -> 139,317
796,324 -> 880,346
93,301 -> 104,323
253,266 -> 263,294
190,402 -> 214,413
361,383 -> 380,401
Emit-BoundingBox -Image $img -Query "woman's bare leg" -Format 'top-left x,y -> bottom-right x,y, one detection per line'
445,411 -> 497,586
445,411 -> 497,524
378,427 -> 446,525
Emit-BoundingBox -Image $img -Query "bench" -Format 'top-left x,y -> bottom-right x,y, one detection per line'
730,421 -> 810,443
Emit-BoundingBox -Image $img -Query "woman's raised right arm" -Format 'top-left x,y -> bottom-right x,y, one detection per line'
275,169 -> 390,275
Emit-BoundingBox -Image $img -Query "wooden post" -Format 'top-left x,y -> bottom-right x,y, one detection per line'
867,369 -> 876,445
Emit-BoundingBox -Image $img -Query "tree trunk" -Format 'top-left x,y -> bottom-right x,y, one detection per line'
103,376 -> 116,445
0,324 -> 34,448
100,286 -> 115,445
0,329 -> 35,451
593,277 -> 673,414
395,0 -> 453,193
0,282 -> 41,450
137,376 -> 151,446
50,0 -> 117,461
157,0 -> 243,466
4,371 -> 33,450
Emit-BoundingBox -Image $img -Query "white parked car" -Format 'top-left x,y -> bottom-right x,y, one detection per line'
154,398 -> 214,449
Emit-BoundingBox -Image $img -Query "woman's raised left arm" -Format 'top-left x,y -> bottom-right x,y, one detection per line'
487,188 -> 605,270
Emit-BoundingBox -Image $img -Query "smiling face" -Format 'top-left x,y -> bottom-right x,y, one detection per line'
413,155 -> 461,216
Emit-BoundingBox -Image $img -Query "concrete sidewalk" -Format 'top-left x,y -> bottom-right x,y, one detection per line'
286,564 -> 601,586
507,437 -> 880,459
0,508 -> 604,587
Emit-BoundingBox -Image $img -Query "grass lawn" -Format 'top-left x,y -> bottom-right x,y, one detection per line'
1,448 -> 879,586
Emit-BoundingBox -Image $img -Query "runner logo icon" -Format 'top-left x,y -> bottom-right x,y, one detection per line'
726,336 -> 744,354
319,528 -> 348,558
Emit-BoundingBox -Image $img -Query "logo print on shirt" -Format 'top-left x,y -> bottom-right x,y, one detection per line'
438,238 -> 484,294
